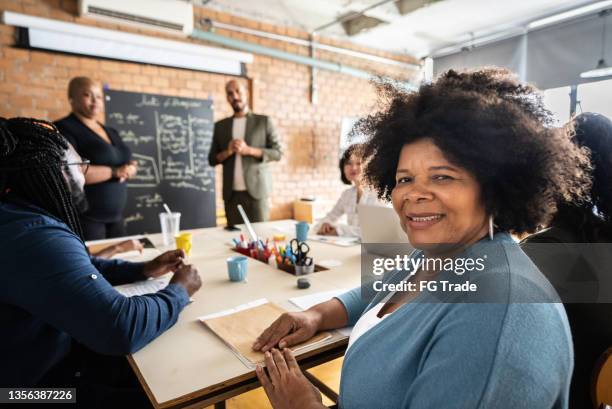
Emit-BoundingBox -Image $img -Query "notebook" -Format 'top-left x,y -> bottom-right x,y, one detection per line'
199,299 -> 332,367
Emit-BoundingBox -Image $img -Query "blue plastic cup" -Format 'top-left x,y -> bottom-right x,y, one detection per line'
296,221 -> 309,242
227,256 -> 248,282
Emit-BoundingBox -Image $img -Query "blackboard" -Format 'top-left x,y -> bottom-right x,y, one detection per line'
104,90 -> 216,235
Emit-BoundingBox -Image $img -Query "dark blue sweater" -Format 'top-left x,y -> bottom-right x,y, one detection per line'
0,201 -> 189,386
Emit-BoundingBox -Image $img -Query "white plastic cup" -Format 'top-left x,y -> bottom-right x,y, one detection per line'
159,212 -> 181,246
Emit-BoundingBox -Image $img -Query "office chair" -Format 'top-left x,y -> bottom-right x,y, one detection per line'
593,346 -> 612,409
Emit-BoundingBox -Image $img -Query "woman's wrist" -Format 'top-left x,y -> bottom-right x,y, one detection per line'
309,298 -> 349,330
304,308 -> 324,332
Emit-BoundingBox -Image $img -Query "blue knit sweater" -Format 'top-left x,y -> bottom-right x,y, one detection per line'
336,233 -> 573,409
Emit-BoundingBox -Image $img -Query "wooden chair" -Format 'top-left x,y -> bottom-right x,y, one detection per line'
593,346 -> 612,409
303,370 -> 339,406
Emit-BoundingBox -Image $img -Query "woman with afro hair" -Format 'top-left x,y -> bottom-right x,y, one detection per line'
252,68 -> 590,409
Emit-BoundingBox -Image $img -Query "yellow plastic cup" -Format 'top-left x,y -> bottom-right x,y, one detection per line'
175,232 -> 193,256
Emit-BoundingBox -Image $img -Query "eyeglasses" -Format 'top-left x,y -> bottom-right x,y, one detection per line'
62,159 -> 90,176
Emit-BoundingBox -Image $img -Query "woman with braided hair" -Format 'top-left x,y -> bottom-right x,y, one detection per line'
0,118 -> 84,237
0,118 -> 202,407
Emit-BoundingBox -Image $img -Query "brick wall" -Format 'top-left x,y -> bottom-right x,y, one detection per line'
0,0 -> 420,220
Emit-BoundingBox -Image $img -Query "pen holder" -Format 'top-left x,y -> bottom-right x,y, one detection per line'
257,249 -> 268,262
235,247 -> 251,256
277,262 -> 295,275
295,263 -> 315,276
232,247 -> 328,275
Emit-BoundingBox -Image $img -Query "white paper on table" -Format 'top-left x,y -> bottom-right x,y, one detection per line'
272,225 -> 295,236
112,248 -> 166,297
114,275 -> 171,297
109,244 -> 195,301
114,273 -> 194,303
289,290 -> 353,336
197,298 -> 269,321
289,289 -> 349,310
318,259 -> 343,268
272,225 -> 359,246
309,234 -> 360,247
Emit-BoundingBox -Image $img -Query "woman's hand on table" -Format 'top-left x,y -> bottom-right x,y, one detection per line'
317,222 -> 338,236
143,249 -> 185,278
256,348 -> 325,409
253,310 -> 321,352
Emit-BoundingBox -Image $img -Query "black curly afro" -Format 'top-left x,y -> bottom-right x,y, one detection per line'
354,68 -> 592,234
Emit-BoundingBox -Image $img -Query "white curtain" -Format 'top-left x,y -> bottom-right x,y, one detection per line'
434,12 -> 612,89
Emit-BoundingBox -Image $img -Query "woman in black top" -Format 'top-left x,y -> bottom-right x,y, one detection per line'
55,77 -> 137,240
522,112 -> 612,409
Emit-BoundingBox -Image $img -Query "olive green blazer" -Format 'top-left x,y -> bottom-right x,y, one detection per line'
208,112 -> 282,201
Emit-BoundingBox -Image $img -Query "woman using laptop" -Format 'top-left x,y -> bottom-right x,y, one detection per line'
252,68 -> 589,409
315,143 -> 380,238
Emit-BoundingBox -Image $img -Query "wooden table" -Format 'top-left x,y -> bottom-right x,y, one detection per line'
104,220 -> 362,409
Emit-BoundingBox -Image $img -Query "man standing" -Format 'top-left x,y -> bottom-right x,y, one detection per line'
208,80 -> 282,226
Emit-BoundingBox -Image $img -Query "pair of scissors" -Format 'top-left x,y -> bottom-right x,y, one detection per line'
289,239 -> 311,266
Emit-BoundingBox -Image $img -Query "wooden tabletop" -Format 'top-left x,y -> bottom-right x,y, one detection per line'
104,220 -> 362,408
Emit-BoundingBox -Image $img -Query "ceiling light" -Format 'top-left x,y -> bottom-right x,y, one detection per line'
395,0 -> 443,16
580,59 -> 612,78
340,12 -> 386,36
580,10 -> 612,79
528,0 -> 612,30
1,11 -> 252,75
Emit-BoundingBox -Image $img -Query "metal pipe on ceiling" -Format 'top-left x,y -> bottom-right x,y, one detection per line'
204,19 -> 419,69
191,28 -> 413,81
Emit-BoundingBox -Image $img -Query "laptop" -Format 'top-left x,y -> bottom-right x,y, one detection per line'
358,204 -> 413,257
359,204 -> 410,244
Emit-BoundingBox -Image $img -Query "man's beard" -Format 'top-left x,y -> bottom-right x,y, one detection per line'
231,101 -> 244,113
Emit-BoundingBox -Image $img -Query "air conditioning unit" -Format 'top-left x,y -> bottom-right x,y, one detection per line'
78,0 -> 193,35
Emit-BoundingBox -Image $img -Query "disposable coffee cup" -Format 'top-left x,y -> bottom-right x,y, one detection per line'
159,212 -> 181,246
